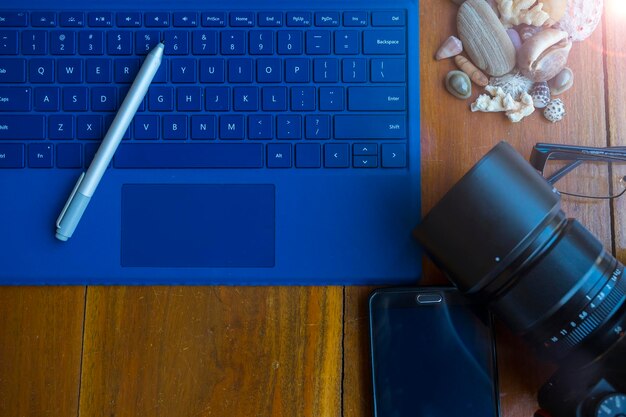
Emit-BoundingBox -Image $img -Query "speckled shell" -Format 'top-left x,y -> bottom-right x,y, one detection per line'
548,67 -> 574,95
436,36 -> 463,60
556,0 -> 603,42
517,29 -> 572,82
530,82 -> 551,108
445,70 -> 472,99
544,98 -> 566,123
457,0 -> 516,76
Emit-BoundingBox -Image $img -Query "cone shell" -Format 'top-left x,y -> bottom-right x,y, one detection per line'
436,36 -> 463,60
454,55 -> 489,87
517,29 -> 572,82
530,82 -> 551,109
457,0 -> 516,76
544,98 -> 566,123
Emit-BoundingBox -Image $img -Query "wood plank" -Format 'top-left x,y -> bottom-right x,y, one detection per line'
78,287 -> 342,417
0,287 -> 85,417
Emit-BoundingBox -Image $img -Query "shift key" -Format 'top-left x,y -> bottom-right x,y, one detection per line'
334,115 -> 406,139
0,115 -> 45,140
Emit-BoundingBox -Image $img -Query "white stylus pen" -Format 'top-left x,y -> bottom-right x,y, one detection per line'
55,42 -> 165,241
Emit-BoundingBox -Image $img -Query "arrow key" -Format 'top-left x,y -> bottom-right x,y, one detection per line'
353,155 -> 377,168
382,144 -> 406,168
324,143 -> 349,168
353,143 -> 377,156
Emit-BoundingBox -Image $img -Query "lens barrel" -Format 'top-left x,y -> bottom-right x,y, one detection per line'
415,142 -> 626,363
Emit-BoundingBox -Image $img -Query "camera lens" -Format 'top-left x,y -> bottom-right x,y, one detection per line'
414,142 -> 626,363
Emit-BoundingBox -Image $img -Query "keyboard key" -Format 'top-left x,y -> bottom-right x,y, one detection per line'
363,30 -> 406,54
0,115 -> 45,140
28,143 -> 53,168
148,86 -> 174,111
277,31 -> 302,54
199,58 -> 224,82
267,143 -> 291,168
59,12 -> 84,27
205,87 -> 229,111
192,31 -> 217,55
382,144 -> 407,167
220,115 -> 245,139
290,87 -> 315,111
306,31 -> 331,55
320,87 -> 344,111
79,31 -> 104,55
248,114 -> 272,139
262,86 -> 287,111
354,143 -> 377,155
343,11 -> 368,27
34,86 -> 60,111
0,143 -> 24,168
285,58 -> 309,82
228,58 -> 253,83
145,12 -> 170,28
342,58 -> 366,82
114,58 -> 140,83
31,12 -> 57,28
177,86 -> 202,111
21,30 -> 46,55
354,155 -> 377,168
190,115 -> 216,139
77,115 -> 103,139
0,30 -> 18,54
63,86 -> 88,111
256,58 -> 281,82
29,58 -> 54,83
164,31 -> 189,55
0,12 -> 27,27
202,12 -> 226,27
313,58 -> 338,82
315,12 -> 340,27
221,31 -> 246,55
286,12 -> 312,27
163,115 -> 187,139
49,114 -> 74,139
372,11 -> 405,27
135,31 -> 159,55
249,30 -> 273,55
335,31 -> 359,55
371,58 -> 406,82
230,12 -> 254,27
277,115 -> 301,139
324,143 -> 349,168
258,12 -> 283,27
57,59 -> 82,83
305,115 -> 330,139
88,12 -> 113,27
0,58 -> 26,82
234,87 -> 258,111
173,12 -> 198,27
335,115 -> 406,139
171,58 -> 196,82
0,87 -> 30,112
348,86 -> 405,111
108,31 -> 133,55
114,143 -> 263,168
86,58 -> 111,83
134,114 -> 159,139
295,143 -> 320,168
91,87 -> 117,111
117,12 -> 141,28
50,31 -> 75,55
56,143 -> 82,168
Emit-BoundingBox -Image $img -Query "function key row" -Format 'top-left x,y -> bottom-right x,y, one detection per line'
0,11 -> 406,28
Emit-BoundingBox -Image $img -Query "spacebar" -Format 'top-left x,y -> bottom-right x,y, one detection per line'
114,143 -> 264,168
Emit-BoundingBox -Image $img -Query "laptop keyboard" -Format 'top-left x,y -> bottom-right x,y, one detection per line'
0,10 -> 408,170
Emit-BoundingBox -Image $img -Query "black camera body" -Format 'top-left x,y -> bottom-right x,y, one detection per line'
415,142 -> 626,417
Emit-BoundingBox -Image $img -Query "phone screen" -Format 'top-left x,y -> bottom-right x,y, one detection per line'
369,288 -> 499,417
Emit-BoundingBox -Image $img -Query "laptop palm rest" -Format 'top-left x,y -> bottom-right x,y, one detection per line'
121,184 -> 275,268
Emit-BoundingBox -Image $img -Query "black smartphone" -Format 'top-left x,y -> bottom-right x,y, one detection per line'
369,287 -> 500,417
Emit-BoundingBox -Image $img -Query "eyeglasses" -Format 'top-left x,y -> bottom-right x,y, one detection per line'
529,143 -> 626,200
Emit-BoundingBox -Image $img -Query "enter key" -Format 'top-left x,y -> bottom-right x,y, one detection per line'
348,86 -> 405,111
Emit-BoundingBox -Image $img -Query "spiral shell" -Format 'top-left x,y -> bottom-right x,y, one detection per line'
530,82 -> 551,109
543,99 -> 566,123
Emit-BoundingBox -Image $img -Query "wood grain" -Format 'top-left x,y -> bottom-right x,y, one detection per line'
78,287 -> 342,417
0,287 -> 85,417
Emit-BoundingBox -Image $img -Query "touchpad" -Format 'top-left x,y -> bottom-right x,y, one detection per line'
121,184 -> 275,267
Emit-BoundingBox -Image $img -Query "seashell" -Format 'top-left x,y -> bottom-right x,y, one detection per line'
517,24 -> 542,42
517,28 -> 572,82
457,0 -> 516,76
555,0 -> 603,42
506,28 -> 522,50
543,98 -> 566,123
541,0 -> 567,26
455,55 -> 489,87
548,67 -> 574,95
530,82 -> 551,108
489,71 -> 534,100
496,0 -> 549,28
436,36 -> 463,60
445,70 -> 472,99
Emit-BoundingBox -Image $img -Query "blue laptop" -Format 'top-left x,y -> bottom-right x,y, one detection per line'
0,0 -> 421,285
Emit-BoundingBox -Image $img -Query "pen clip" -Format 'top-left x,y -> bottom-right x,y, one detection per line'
56,172 -> 86,229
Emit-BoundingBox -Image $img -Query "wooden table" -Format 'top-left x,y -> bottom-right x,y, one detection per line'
2,2 -> 626,416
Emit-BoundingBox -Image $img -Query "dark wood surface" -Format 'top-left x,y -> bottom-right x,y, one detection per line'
2,1 -> 625,416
